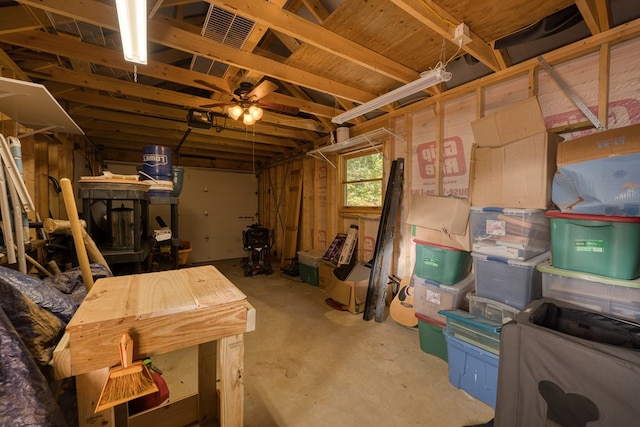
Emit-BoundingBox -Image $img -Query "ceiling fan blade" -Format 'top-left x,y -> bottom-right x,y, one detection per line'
194,79 -> 234,97
258,101 -> 300,115
248,80 -> 278,101
200,101 -> 234,108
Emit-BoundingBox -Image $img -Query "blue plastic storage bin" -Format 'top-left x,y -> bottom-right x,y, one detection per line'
444,330 -> 499,408
472,251 -> 550,309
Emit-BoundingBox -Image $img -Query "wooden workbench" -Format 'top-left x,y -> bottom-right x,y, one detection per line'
53,265 -> 255,427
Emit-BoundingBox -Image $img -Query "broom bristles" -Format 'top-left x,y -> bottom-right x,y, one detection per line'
96,362 -> 159,412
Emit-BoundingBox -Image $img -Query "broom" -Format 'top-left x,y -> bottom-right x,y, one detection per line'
95,333 -> 159,413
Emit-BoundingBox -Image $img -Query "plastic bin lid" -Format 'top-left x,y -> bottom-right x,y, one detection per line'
470,206 -> 545,214
415,312 -> 445,328
437,309 -> 502,333
536,261 -> 640,288
466,291 -> 521,314
419,272 -> 475,291
545,210 -> 640,223
413,239 -> 467,252
471,251 -> 550,267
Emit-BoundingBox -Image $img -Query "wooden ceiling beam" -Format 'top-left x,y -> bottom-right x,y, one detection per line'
67,105 -> 310,145
358,17 -> 640,131
576,0 -> 611,35
95,143 -> 259,172
281,82 -> 336,133
15,0 -> 377,104
0,48 -> 31,81
300,0 -> 331,24
150,14 -> 376,103
19,62 -> 323,133
204,0 -> 419,83
84,121 -> 283,156
490,41 -> 513,69
93,136 -> 273,160
0,5 -> 48,34
0,29 -> 233,93
390,0 -> 501,72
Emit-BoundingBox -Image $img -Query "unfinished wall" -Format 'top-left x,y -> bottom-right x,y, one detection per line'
258,36 -> 640,278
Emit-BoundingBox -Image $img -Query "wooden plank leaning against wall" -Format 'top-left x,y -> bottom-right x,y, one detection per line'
257,19 -> 639,275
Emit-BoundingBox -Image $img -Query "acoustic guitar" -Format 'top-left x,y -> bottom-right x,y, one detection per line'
390,276 -> 418,327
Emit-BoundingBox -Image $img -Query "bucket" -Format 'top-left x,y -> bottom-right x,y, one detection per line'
172,166 -> 184,197
336,127 -> 349,143
146,179 -> 173,197
142,145 -> 172,181
111,204 -> 134,249
178,241 -> 192,265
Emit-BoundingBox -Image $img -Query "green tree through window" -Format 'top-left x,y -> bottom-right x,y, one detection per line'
343,151 -> 383,208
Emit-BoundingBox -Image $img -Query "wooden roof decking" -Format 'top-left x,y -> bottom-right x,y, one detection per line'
0,0 -> 637,171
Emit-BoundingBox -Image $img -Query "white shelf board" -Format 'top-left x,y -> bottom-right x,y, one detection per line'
0,77 -> 84,135
307,127 -> 398,167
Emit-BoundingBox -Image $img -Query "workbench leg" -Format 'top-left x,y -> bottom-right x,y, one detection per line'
198,341 -> 218,426
76,368 -> 115,427
217,334 -> 245,427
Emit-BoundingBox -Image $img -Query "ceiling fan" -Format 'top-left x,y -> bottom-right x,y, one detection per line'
196,79 -> 299,126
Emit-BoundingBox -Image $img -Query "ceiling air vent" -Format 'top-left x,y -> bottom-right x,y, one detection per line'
190,6 -> 256,78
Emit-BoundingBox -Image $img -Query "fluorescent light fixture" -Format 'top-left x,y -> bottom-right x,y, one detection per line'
332,66 -> 452,124
115,0 -> 148,65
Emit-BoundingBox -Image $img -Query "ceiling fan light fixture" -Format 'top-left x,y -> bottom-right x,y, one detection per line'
243,112 -> 256,126
249,105 -> 263,120
227,104 -> 243,121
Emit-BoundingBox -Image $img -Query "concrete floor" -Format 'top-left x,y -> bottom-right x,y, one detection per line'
210,259 -> 495,427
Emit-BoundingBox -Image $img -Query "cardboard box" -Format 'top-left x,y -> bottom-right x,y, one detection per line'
408,195 -> 471,251
556,123 -> 640,165
471,133 -> 561,209
552,124 -> 640,215
318,263 -> 334,289
471,97 -> 546,148
412,225 -> 471,252
471,98 -> 561,209
324,263 -> 370,314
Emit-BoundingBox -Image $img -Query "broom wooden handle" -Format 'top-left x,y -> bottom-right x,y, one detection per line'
119,333 -> 134,369
60,178 -> 94,291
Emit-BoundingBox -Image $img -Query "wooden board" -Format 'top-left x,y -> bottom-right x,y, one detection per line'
280,168 -> 303,264
78,178 -> 151,191
65,265 -> 249,376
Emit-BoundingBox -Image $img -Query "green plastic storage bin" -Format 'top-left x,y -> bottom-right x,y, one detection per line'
414,240 -> 472,285
415,313 -> 448,361
547,211 -> 640,280
299,263 -> 319,286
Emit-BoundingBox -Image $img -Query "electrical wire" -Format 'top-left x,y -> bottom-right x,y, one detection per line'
417,0 -> 457,29
444,38 -> 464,66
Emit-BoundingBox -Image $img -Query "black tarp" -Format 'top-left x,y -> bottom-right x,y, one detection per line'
0,264 -> 112,426
0,307 -> 67,426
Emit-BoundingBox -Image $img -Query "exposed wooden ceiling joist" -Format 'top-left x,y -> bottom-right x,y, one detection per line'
0,0 -> 635,171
